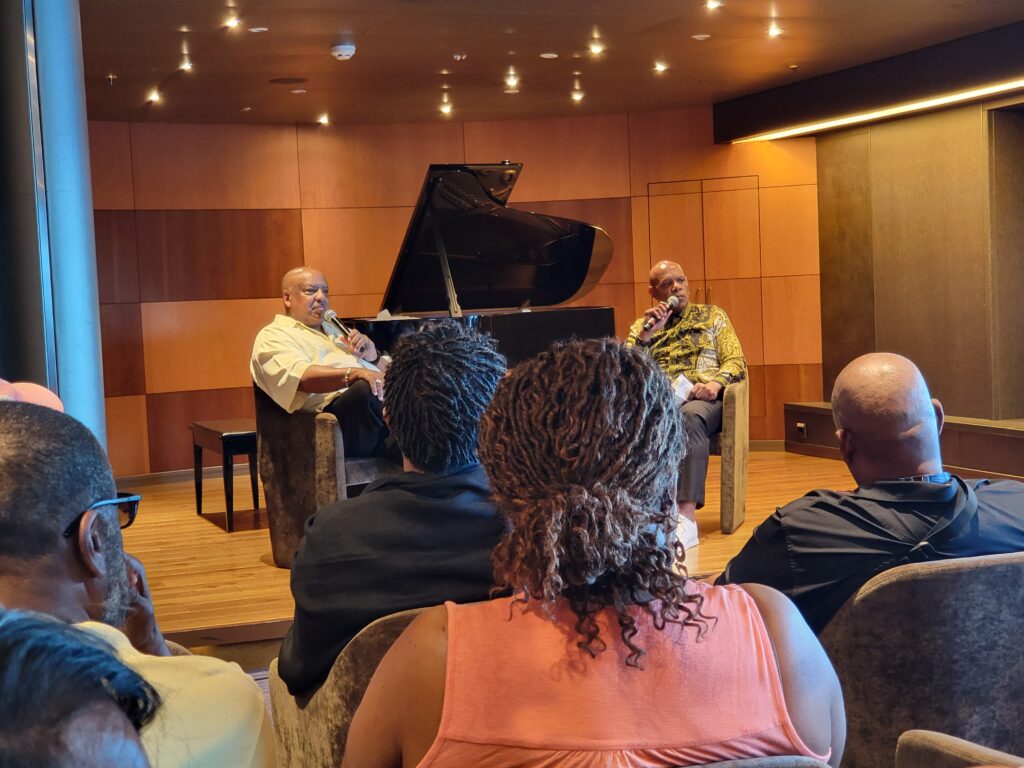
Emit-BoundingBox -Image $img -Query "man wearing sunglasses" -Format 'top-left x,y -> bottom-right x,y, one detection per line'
0,401 -> 275,767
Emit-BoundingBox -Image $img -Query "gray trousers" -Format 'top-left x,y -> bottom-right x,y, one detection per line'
678,398 -> 723,508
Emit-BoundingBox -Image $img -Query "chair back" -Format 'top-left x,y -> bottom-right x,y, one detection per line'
818,551 -> 1024,768
268,608 -> 424,768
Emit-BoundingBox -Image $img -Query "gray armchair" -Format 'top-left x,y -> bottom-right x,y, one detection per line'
710,377 -> 749,533
896,730 -> 1024,768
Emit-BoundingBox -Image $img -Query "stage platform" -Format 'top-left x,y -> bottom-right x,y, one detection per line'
785,402 -> 1024,480
120,452 -> 854,649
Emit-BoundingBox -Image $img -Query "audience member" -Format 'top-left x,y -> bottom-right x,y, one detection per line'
0,402 -> 276,767
343,338 -> 844,767
625,260 -> 746,542
251,266 -> 394,458
718,353 -> 1024,633
0,608 -> 160,768
279,322 -> 507,697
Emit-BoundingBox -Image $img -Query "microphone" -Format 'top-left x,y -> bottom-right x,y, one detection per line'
642,295 -> 679,332
323,309 -> 353,337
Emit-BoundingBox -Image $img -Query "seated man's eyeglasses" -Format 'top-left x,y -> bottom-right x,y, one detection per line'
62,493 -> 142,538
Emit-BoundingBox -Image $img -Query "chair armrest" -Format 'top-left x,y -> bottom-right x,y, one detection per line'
896,730 -> 1024,768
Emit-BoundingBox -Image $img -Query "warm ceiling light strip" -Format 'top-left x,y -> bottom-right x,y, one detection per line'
734,76 -> 1024,143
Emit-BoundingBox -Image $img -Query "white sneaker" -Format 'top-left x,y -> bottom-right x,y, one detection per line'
677,515 -> 700,550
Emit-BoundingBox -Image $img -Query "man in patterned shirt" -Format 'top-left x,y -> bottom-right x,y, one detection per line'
626,261 -> 747,535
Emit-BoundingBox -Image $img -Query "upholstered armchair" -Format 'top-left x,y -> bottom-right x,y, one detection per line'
896,730 -> 1024,768
710,377 -> 749,533
268,608 -> 424,767
253,385 -> 397,568
818,551 -> 1024,768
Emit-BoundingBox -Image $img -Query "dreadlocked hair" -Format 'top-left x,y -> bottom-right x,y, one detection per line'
479,337 -> 713,668
384,320 -> 507,472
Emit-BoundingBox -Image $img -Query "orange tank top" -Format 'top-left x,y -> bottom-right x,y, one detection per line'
416,583 -> 829,768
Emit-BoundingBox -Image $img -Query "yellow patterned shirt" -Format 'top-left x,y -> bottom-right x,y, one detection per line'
626,303 -> 747,386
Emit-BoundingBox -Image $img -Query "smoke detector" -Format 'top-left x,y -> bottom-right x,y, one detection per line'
331,43 -> 356,61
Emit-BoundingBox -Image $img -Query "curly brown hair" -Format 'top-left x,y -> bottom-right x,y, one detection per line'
478,337 -> 712,667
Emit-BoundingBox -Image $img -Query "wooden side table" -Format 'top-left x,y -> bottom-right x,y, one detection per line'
187,419 -> 259,533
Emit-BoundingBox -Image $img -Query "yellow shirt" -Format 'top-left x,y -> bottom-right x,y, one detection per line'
77,622 -> 276,768
625,302 -> 746,386
250,313 -> 379,413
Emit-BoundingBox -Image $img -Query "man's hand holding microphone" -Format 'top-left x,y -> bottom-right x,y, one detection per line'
638,295 -> 679,343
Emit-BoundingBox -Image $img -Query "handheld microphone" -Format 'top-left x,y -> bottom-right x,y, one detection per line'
323,309 -> 353,337
642,295 -> 679,332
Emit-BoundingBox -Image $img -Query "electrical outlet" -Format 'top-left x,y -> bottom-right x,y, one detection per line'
796,421 -> 807,439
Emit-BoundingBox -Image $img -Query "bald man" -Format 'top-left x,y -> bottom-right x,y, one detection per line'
626,261 -> 746,538
718,353 -> 1024,633
250,267 -> 394,459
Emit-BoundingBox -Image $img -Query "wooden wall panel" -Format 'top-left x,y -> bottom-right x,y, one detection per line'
88,121 -> 134,210
141,299 -> 280,394
100,303 -> 146,397
146,388 -> 255,473
702,176 -> 757,192
130,123 -> 301,210
746,364 -> 768,440
816,129 -> 876,395
702,188 -> 760,280
464,113 -> 630,202
296,122 -> 465,208
648,193 -> 704,280
627,108 -> 816,195
870,106 -> 992,418
301,208 -> 411,296
762,275 -> 823,365
705,278 -> 764,366
760,185 -> 820,276
631,197 -> 651,283
764,363 -> 824,438
94,211 -> 139,304
510,198 -> 632,285
632,283 -> 653,320
135,210 -> 302,303
105,395 -> 150,477
567,283 -> 634,340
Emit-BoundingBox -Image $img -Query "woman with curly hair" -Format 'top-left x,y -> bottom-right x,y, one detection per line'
344,339 -> 844,768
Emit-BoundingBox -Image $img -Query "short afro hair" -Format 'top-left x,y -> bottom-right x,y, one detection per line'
384,321 -> 506,472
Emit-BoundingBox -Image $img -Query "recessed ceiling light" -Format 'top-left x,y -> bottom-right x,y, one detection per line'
290,89 -> 307,94
317,114 -> 330,126
452,53 -> 468,61
654,61 -> 668,73
705,0 -> 723,9
146,89 -> 161,103
241,106 -> 253,112
571,77 -> 584,103
540,52 -> 558,59
178,25 -> 189,33
505,67 -> 520,88
504,87 -> 519,94
692,34 -> 711,41
106,73 -> 117,86
439,91 -> 453,116
180,58 -> 193,72
248,26 -> 268,33
588,40 -> 605,55
767,22 -> 783,38
225,17 -> 241,29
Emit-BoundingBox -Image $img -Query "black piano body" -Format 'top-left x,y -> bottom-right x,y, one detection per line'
345,162 -> 616,365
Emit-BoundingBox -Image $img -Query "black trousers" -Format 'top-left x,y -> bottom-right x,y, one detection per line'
322,380 -> 392,459
678,398 -> 723,508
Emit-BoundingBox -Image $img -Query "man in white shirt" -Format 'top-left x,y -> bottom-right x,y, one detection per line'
0,402 -> 275,768
251,266 -> 394,458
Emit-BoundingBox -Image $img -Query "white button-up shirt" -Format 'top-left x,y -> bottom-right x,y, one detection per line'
250,314 -> 379,413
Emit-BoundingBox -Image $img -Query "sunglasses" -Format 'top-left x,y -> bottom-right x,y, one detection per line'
62,492 -> 142,539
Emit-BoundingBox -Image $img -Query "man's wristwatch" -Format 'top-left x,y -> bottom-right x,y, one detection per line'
343,369 -> 351,388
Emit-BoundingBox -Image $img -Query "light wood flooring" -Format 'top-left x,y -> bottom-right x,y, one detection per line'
121,451 -> 853,646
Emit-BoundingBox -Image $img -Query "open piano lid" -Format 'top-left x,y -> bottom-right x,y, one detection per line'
381,163 -> 612,316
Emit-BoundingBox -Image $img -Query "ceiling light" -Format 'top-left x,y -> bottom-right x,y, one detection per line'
734,77 -> 1024,143
241,106 -> 253,112
248,26 -> 268,33
439,91 -> 453,116
452,52 -> 467,61
146,89 -> 161,103
290,88 -> 307,94
540,52 -> 558,59
106,73 -> 117,86
571,78 -> 584,103
439,69 -> 449,75
180,58 -> 193,72
588,40 -> 605,55
654,61 -> 668,73
692,34 -> 711,41
705,0 -> 723,8
225,16 -> 241,29
767,22 -> 784,38
505,67 -> 520,88
317,114 -> 330,126
504,87 -> 519,94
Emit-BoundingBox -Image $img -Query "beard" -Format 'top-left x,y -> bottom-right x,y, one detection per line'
98,523 -> 131,627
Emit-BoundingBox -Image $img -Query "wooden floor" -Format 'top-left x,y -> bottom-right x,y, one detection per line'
121,451 -> 853,646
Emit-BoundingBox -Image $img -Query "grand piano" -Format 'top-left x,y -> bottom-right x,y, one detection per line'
345,162 -> 616,364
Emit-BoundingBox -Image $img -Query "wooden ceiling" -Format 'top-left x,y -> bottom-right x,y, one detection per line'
80,0 -> 1024,125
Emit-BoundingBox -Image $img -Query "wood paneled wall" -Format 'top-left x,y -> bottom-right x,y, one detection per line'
89,109 -> 819,476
